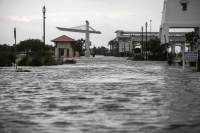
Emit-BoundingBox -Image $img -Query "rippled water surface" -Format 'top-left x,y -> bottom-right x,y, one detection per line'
1,56 -> 200,133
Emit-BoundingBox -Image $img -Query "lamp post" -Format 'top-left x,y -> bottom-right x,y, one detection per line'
150,20 -> 152,34
141,26 -> 144,56
42,6 -> 46,45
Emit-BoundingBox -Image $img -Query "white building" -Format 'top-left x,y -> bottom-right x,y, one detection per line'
52,35 -> 80,62
113,30 -> 186,54
160,0 -> 200,44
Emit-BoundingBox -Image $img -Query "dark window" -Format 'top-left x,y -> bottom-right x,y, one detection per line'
181,3 -> 187,11
59,48 -> 64,57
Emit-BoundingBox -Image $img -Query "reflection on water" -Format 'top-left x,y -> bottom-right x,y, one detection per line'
0,56 -> 200,133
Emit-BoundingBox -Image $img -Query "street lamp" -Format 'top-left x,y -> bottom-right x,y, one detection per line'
42,5 -> 46,45
150,19 -> 152,34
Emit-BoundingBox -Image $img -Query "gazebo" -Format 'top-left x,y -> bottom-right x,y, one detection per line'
52,35 -> 80,61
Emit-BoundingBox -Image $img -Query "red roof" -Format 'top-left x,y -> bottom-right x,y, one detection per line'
52,35 -> 75,42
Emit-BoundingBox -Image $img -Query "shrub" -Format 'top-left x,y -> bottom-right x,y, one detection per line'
189,62 -> 196,67
18,56 -> 30,66
64,59 -> 76,64
167,53 -> 175,65
30,56 -> 43,66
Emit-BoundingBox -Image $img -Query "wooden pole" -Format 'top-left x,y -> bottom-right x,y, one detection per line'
42,6 -> 46,45
141,26 -> 144,56
145,22 -> 148,60
14,27 -> 17,69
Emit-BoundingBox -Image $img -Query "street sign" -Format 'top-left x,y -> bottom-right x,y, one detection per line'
185,51 -> 198,61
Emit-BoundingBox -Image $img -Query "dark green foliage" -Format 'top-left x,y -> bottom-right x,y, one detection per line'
91,46 -> 109,55
17,39 -> 55,66
178,61 -> 183,66
134,55 -> 144,60
30,56 -> 43,66
185,32 -> 199,51
127,55 -> 144,61
0,44 -> 15,66
197,59 -> 200,72
64,59 -> 76,64
167,53 -> 175,65
189,62 -> 196,67
71,39 -> 85,56
134,48 -> 141,54
17,39 -> 44,52
146,38 -> 167,61
18,56 -> 29,66
108,39 -> 119,56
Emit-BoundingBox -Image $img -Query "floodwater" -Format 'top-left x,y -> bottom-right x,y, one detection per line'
0,56 -> 200,133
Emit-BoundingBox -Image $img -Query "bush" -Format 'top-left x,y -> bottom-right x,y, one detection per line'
127,55 -> 144,61
178,61 -> 183,66
18,56 -> 30,66
167,53 -> 175,65
0,44 -> 15,66
64,59 -> 76,64
44,55 -> 56,65
189,62 -> 196,67
134,55 -> 144,61
30,56 -> 43,66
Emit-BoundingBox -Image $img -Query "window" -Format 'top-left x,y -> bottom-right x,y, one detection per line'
180,0 -> 189,11
181,3 -> 187,11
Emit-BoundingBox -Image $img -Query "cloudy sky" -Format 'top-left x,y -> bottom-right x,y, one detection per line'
0,0 -> 164,47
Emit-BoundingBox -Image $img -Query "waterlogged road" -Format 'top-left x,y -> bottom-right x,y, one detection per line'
0,57 -> 200,133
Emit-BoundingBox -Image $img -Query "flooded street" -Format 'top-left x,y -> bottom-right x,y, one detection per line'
0,56 -> 200,133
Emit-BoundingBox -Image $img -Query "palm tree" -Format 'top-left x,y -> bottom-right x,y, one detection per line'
108,39 -> 119,56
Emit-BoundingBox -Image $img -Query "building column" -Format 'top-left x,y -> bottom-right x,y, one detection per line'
69,48 -> 74,58
75,51 -> 80,57
182,43 -> 186,70
160,26 -> 169,44
171,43 -> 175,55
64,49 -> 67,58
55,48 -> 59,59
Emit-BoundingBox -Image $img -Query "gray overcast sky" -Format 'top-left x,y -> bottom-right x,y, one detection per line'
0,0 -> 164,47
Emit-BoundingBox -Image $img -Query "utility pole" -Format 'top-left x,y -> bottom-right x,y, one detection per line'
145,22 -> 148,60
42,5 -> 46,45
141,26 -> 144,57
14,27 -> 17,69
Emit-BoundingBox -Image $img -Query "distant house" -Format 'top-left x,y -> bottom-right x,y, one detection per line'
52,35 -> 80,61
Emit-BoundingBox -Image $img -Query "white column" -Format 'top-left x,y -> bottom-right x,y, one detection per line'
55,48 -> 59,59
85,20 -> 90,57
64,49 -> 67,58
160,26 -> 169,44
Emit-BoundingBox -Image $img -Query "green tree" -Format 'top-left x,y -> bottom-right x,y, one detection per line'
146,38 -> 167,61
0,44 -> 15,66
17,39 -> 44,52
17,39 -> 55,66
71,38 -> 85,56
108,39 -> 119,56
